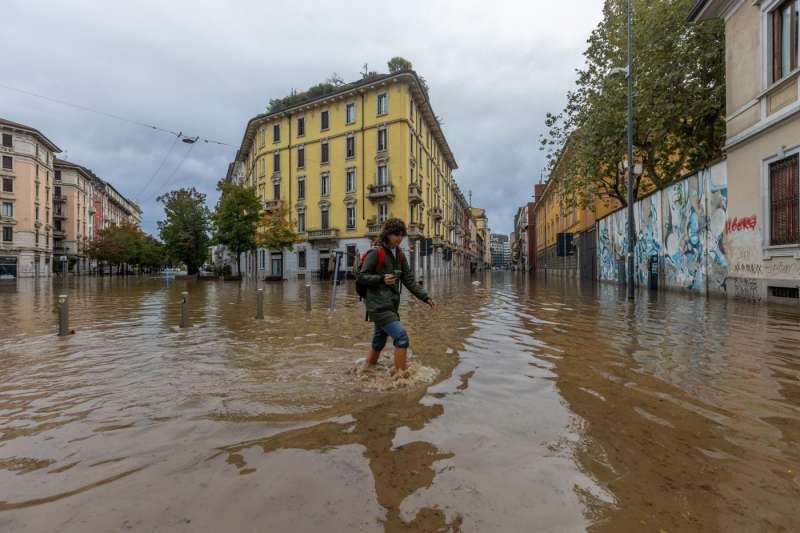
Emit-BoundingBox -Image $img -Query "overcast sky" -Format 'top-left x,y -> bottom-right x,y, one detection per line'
3,0 -> 603,235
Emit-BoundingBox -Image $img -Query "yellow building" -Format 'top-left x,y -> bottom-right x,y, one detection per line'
232,70 -> 467,278
469,207 -> 491,269
0,118 -> 61,278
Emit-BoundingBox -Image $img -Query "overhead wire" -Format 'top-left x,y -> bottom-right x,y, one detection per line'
0,82 -> 237,147
157,141 -> 197,198
136,133 -> 180,201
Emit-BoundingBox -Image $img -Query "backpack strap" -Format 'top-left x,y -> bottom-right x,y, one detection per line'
375,247 -> 385,272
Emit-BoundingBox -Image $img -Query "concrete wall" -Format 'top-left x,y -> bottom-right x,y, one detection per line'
597,161 -> 728,294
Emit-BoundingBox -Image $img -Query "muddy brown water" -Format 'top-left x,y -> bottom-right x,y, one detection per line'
0,274 -> 798,532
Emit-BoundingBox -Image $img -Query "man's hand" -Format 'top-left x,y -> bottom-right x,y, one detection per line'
384,274 -> 397,286
427,298 -> 437,310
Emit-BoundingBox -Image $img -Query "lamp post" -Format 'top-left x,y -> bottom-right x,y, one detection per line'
625,0 -> 635,300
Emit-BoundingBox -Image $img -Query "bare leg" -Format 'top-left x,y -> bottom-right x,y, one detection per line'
393,347 -> 407,371
367,348 -> 380,366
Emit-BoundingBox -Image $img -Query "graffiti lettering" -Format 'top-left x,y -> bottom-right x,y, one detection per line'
732,263 -> 763,275
725,215 -> 758,233
732,278 -> 761,301
764,261 -> 800,277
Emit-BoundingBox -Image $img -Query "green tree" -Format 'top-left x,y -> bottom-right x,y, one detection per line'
540,0 -> 725,209
157,188 -> 211,275
212,180 -> 261,276
257,204 -> 298,252
387,56 -> 413,73
86,223 -> 165,273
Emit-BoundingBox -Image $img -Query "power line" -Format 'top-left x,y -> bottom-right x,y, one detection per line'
0,82 -> 237,148
136,133 -> 180,201
157,142 -> 197,198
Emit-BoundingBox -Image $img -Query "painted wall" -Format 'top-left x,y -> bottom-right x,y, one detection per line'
597,161 -> 728,294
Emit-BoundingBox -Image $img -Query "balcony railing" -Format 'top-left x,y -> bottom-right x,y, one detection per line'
367,223 -> 382,236
407,222 -> 424,238
408,182 -> 423,204
53,211 -> 65,220
263,199 -> 283,211
367,183 -> 394,200
430,206 -> 443,220
54,196 -> 67,204
432,236 -> 445,247
307,228 -> 340,240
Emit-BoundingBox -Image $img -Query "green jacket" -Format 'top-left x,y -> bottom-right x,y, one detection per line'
358,243 -> 429,326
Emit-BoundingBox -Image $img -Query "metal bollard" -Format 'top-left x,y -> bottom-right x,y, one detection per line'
256,288 -> 264,319
180,291 -> 189,328
305,283 -> 311,312
58,294 -> 69,336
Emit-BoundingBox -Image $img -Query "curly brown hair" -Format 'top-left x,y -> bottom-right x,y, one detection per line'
377,218 -> 407,243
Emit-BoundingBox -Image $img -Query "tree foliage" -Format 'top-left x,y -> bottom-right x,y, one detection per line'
157,187 -> 211,275
257,204 -> 298,251
86,223 -> 164,270
540,0 -> 725,209
388,56 -> 413,73
212,180 -> 261,276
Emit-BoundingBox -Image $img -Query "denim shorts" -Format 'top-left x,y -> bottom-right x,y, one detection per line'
371,320 -> 410,350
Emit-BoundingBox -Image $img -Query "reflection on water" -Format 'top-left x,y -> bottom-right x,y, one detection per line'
1,274 -> 799,532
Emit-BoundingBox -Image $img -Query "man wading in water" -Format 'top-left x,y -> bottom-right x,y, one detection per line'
357,218 -> 436,372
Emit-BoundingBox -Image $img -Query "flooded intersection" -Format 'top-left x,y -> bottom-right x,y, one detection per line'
0,274 -> 799,532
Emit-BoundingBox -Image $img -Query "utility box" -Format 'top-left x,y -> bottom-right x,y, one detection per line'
648,255 -> 659,291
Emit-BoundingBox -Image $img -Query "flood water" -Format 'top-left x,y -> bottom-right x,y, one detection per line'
1,273 -> 799,532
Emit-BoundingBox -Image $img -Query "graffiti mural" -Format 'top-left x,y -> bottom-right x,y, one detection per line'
596,162 -> 728,294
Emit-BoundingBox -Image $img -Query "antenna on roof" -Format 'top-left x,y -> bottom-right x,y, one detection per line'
362,63 -> 368,77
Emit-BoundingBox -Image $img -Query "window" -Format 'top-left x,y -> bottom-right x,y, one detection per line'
298,212 -> 306,233
771,0 -> 799,83
346,102 -> 356,124
298,176 -> 306,200
377,128 -> 387,152
259,157 -> 266,177
377,165 -> 388,186
1,156 -> 11,170
321,207 -> 330,229
2,177 -> 12,193
321,110 -> 330,130
273,123 -> 281,143
1,134 -> 11,148
321,172 -> 330,196
378,202 -> 389,223
273,181 -> 281,200
298,249 -> 306,268
346,244 -> 356,267
297,146 -> 305,168
377,93 -> 388,115
258,127 -> 265,148
321,141 -> 329,164
346,168 -> 356,193
346,136 -> 355,159
55,169 -> 61,181
273,152 -> 281,173
1,202 -> 12,218
2,226 -> 11,242
769,153 -> 799,245
260,250 -> 266,269
297,116 -> 306,137
346,206 -> 356,229
410,100 -> 414,122
35,206 -> 39,221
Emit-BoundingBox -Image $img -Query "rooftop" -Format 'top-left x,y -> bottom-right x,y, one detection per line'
0,117 -> 62,152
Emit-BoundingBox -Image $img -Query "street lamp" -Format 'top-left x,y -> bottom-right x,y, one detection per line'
610,0 -> 636,300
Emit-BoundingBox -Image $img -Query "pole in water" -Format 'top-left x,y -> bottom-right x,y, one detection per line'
305,283 -> 312,312
330,252 -> 341,312
180,291 -> 189,328
256,288 -> 264,319
58,294 -> 70,336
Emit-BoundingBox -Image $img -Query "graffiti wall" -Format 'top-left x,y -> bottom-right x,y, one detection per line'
597,161 -> 728,294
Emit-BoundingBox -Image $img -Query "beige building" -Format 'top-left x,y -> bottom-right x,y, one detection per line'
0,118 -> 61,278
691,0 -> 800,303
470,207 -> 491,269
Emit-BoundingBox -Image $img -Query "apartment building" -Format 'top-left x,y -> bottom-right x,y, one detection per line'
691,0 -> 800,303
470,207 -> 491,269
233,70 -> 469,279
0,118 -> 61,278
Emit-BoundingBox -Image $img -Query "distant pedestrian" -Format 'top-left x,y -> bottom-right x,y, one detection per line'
357,218 -> 436,371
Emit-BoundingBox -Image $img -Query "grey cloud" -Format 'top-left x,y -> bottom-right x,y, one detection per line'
4,0 -> 602,235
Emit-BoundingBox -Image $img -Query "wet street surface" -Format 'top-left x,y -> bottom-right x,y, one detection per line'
1,274 -> 799,532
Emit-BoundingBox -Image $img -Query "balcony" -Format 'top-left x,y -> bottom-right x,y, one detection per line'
455,225 -> 464,236
432,236 -> 445,247
407,222 -> 424,239
53,229 -> 65,238
367,222 -> 382,236
307,228 -> 340,241
53,211 -> 66,220
264,199 -> 283,211
367,183 -> 394,200
54,196 -> 67,204
408,182 -> 423,204
430,206 -> 443,220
